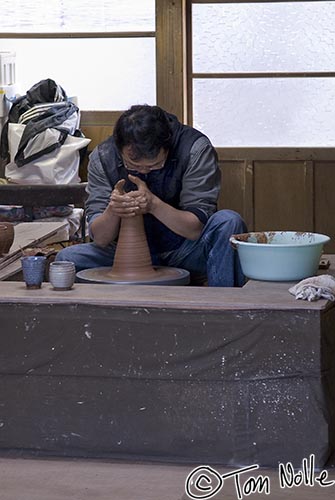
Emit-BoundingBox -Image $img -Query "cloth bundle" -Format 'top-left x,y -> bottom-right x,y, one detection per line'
289,274 -> 335,302
1,78 -> 90,185
0,204 -> 73,222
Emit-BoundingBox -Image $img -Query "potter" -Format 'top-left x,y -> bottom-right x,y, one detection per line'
55,104 -> 247,286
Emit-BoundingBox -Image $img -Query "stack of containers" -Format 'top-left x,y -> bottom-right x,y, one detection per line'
0,51 -> 16,138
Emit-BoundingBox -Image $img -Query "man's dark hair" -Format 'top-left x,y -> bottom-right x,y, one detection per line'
113,104 -> 172,160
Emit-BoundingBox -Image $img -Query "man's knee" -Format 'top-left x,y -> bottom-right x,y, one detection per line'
55,244 -> 84,263
209,210 -> 247,231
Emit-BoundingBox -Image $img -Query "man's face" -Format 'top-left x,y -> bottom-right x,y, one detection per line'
121,146 -> 168,175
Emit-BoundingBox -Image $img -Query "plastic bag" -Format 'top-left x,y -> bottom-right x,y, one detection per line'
5,122 -> 90,184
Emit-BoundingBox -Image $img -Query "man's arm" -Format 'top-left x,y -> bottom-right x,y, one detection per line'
128,175 -> 204,240
90,179 -> 142,246
179,136 -> 220,222
85,149 -> 124,247
150,197 -> 204,240
90,205 -> 121,247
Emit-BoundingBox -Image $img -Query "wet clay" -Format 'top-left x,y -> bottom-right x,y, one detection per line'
232,232 -> 275,244
106,215 -> 159,280
97,214 -> 189,284
232,231 -> 314,245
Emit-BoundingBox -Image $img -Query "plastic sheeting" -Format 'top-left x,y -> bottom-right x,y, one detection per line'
0,301 -> 334,467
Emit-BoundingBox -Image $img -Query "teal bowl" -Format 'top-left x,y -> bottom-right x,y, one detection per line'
230,231 -> 331,281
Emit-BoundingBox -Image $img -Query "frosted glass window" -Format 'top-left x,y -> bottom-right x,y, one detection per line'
193,1 -> 335,72
192,1 -> 335,146
193,78 -> 335,147
0,0 -> 155,32
1,38 -> 156,110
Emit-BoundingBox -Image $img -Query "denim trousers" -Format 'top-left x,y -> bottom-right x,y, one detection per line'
56,209 -> 247,287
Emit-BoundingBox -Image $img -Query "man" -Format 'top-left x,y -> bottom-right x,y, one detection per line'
56,104 -> 247,286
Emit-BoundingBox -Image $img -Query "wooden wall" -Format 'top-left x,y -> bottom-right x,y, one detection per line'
79,111 -> 121,182
218,148 -> 335,253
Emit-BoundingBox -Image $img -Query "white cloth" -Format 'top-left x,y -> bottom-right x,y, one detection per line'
37,208 -> 85,241
289,275 -> 335,302
6,123 -> 90,185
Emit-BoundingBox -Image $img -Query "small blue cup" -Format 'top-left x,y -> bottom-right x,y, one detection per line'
21,256 -> 47,289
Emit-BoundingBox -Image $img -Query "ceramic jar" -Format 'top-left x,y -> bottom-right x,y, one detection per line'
49,261 -> 76,290
0,222 -> 15,257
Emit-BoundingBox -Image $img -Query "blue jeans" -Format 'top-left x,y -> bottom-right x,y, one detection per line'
56,209 -> 247,287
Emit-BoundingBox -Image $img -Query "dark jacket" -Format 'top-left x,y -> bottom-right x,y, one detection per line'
87,112 -> 220,254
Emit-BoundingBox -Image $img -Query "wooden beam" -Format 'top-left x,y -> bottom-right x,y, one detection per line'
0,32 -> 155,39
156,0 -> 187,121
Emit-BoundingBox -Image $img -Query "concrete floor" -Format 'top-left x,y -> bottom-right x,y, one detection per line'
0,456 -> 334,500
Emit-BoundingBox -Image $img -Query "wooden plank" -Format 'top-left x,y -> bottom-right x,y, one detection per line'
254,160 -> 314,231
80,125 -> 114,151
304,160 -> 314,230
217,159 -> 248,218
0,183 -> 88,206
216,158 -> 253,231
217,147 -> 335,161
0,280 -> 330,311
156,0 -> 186,121
2,221 -> 67,260
0,259 -> 25,280
80,111 -> 123,127
245,159 -> 255,230
4,253 -> 333,303
314,161 -> 335,253
0,222 -> 67,280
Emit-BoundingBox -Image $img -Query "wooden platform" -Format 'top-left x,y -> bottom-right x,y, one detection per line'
0,275 -> 333,310
0,259 -> 335,467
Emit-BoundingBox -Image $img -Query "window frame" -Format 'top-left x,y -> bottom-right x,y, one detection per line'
0,1 -> 187,121
186,0 -> 335,129
2,0 -> 334,132
0,2 -> 156,118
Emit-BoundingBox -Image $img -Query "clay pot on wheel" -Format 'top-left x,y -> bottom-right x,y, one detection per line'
0,222 -> 14,257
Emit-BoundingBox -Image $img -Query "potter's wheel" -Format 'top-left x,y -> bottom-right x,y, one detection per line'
79,208 -> 191,286
76,266 -> 190,286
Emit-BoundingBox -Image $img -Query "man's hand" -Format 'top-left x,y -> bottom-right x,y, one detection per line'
91,176 -> 157,245
109,179 -> 141,218
127,174 -> 155,214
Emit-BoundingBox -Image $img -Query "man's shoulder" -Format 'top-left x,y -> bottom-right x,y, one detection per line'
92,135 -> 118,165
96,134 -> 115,152
88,135 -> 119,180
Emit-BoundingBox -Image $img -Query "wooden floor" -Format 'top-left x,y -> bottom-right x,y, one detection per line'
0,456 -> 334,500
